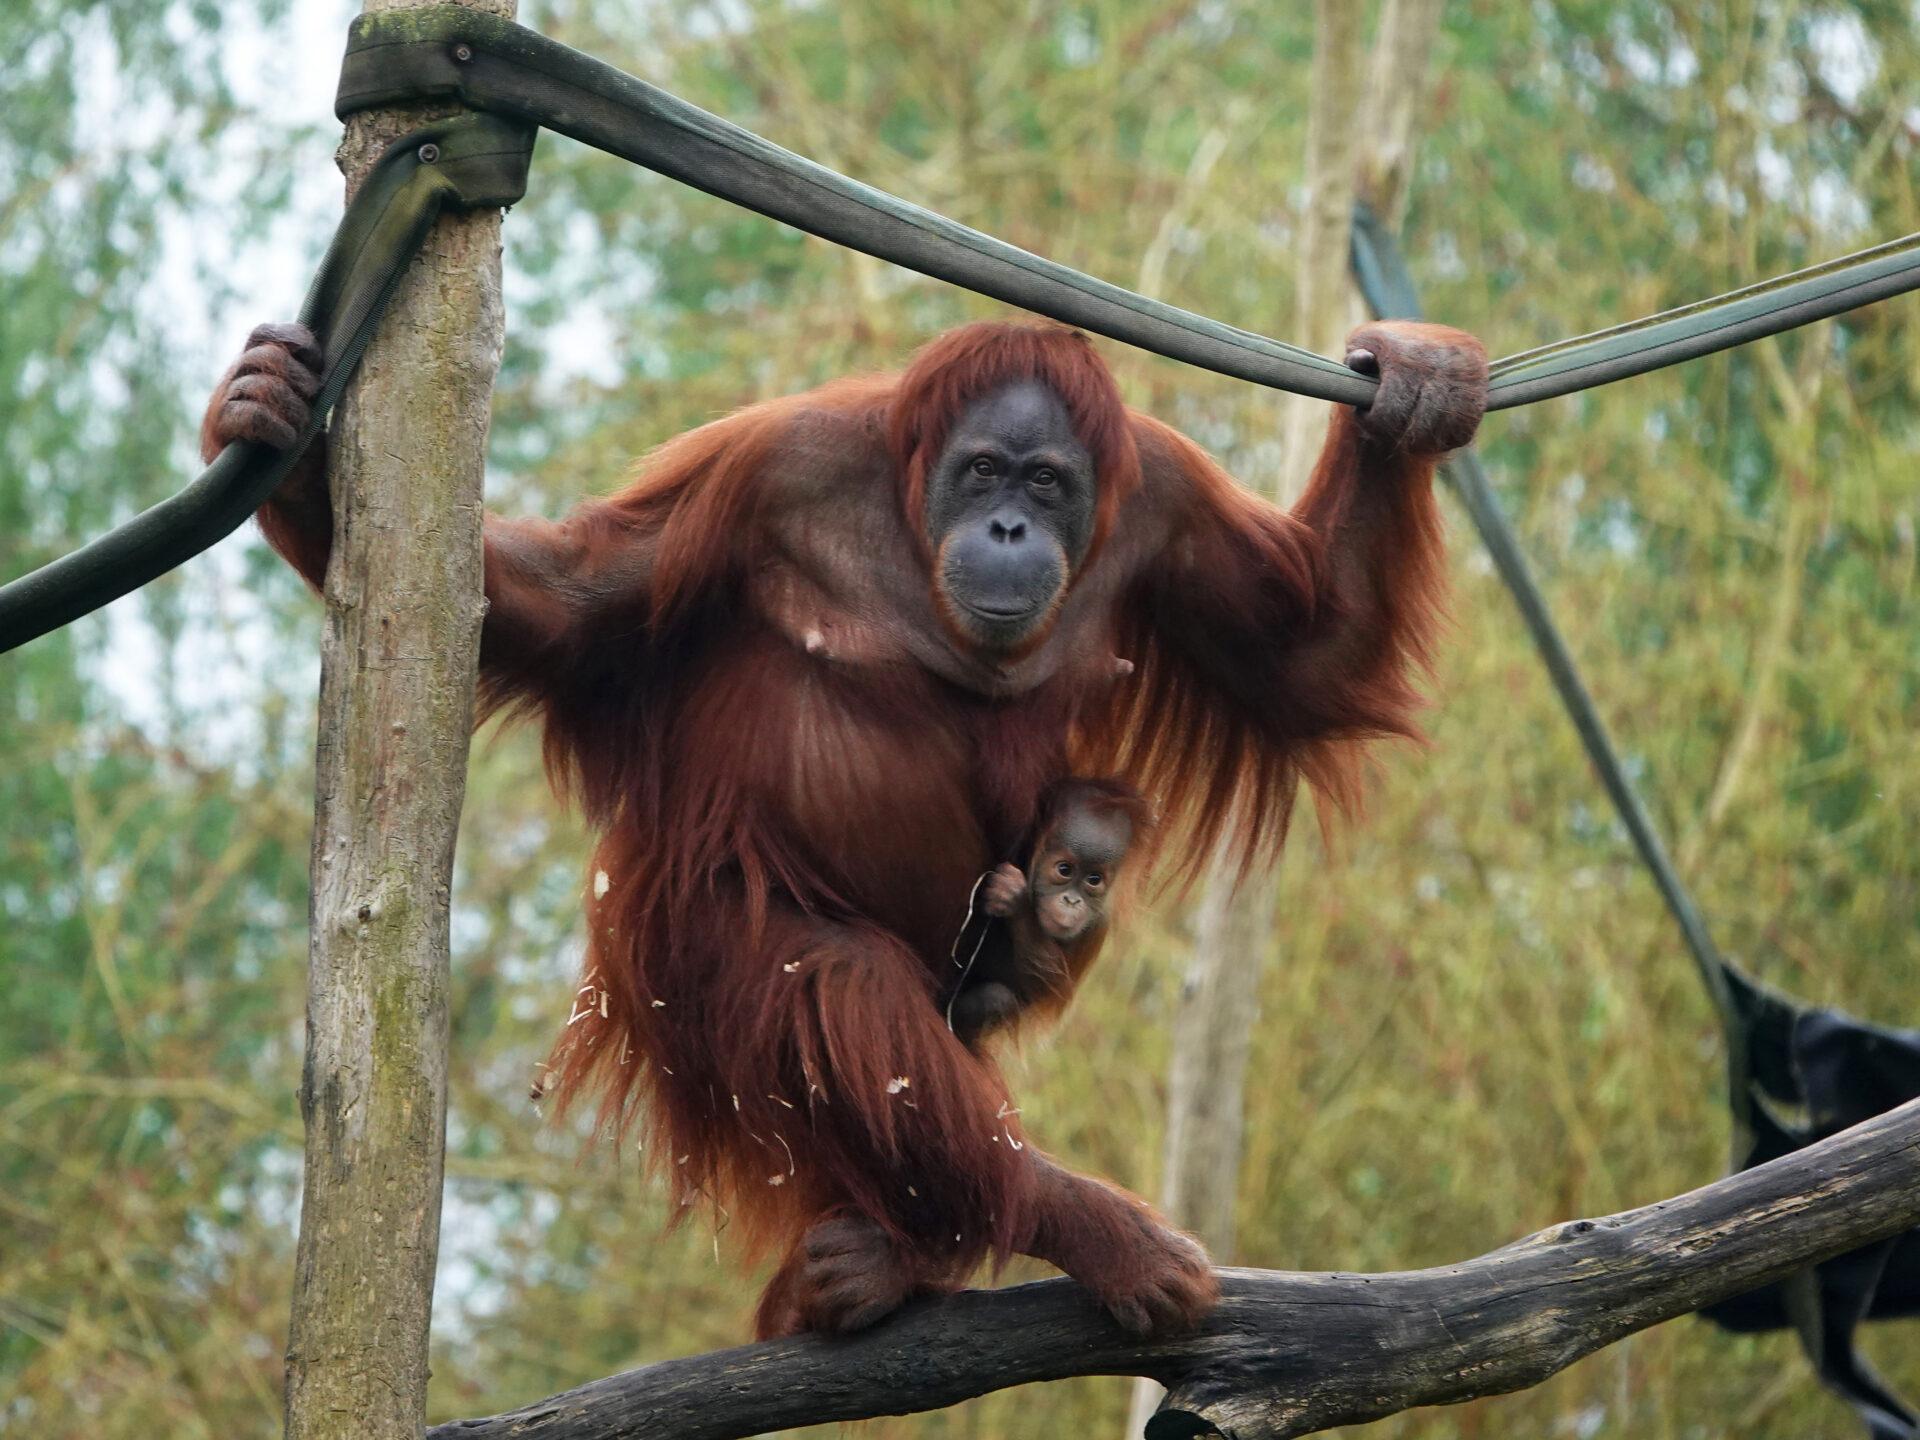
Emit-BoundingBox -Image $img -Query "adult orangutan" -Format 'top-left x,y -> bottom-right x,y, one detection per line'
202,315 -> 1487,1340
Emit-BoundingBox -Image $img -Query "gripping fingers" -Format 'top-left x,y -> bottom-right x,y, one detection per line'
245,322 -> 324,376
982,863 -> 1026,917
207,322 -> 325,455
803,1216 -> 878,1261
226,371 -> 305,411
217,398 -> 299,451
220,372 -> 313,450
795,1214 -> 917,1333
234,342 -> 322,400
1346,321 -> 1488,455
1359,364 -> 1423,449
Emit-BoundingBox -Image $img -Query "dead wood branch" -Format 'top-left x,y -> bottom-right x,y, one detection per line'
430,1098 -> 1920,1440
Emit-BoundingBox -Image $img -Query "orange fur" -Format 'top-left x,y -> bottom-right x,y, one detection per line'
1002,776 -> 1155,1026
222,317 -> 1467,1340
1081,408 -> 1449,885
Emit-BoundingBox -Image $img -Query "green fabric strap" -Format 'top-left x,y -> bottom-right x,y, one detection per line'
6,3 -> 1918,655
0,112 -> 533,656
337,4 -> 1920,416
1485,228 -> 1920,410
1350,204 -> 1749,1122
333,4 -> 1374,407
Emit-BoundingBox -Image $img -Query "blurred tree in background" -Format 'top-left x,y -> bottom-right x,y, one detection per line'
2,2 -> 1916,1437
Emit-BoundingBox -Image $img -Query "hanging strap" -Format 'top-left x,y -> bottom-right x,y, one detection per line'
1351,205 -> 1748,1125
7,5 -> 1920,655
333,5 -> 1370,406
336,5 -> 1920,416
0,113 -> 534,655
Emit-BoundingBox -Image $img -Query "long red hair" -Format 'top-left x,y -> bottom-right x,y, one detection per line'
515,331 -> 1144,1261
1082,410 -> 1447,885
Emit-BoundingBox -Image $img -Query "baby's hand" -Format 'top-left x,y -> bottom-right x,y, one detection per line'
981,863 -> 1026,917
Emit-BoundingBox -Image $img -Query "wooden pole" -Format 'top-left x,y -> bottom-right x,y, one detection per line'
282,2 -> 515,1436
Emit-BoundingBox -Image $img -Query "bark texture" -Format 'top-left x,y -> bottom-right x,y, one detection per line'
283,2 -> 514,1437
426,1099 -> 1920,1440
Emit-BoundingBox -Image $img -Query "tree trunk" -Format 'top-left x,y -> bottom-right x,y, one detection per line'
282,2 -> 515,1437
1359,0 -> 1446,228
1270,0 -> 1368,485
1156,861 -> 1271,1254
1130,4 -> 1438,1432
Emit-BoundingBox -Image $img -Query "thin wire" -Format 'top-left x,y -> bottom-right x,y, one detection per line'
944,871 -> 993,1035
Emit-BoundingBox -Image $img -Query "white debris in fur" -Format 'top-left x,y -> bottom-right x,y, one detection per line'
566,970 -> 604,1026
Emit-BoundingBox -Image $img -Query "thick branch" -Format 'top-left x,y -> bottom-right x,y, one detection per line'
430,1099 -> 1920,1440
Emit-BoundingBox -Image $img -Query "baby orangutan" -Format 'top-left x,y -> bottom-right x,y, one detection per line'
947,778 -> 1151,1044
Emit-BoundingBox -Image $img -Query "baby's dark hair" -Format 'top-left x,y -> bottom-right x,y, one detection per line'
1034,776 -> 1156,844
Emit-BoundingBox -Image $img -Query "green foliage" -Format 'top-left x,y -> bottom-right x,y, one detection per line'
3,1 -> 1918,1436
0,3 -> 315,1433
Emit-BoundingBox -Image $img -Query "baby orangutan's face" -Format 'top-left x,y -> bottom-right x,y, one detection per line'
1028,807 -> 1132,942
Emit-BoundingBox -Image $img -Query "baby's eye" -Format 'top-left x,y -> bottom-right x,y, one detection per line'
1084,872 -> 1104,888
1054,861 -> 1073,879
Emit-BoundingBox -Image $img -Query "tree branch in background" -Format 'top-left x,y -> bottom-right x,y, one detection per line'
1269,0 -> 1367,482
1359,0 -> 1446,227
431,1099 -> 1920,1440
1135,9 -> 1432,1429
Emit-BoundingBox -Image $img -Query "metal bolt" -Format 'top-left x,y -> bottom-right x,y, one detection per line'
417,142 -> 440,164
453,43 -> 473,62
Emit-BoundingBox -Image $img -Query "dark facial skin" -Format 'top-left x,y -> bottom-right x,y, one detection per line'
1026,804 -> 1130,942
978,803 -> 1133,948
924,381 -> 1096,652
952,797 -> 1136,1045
